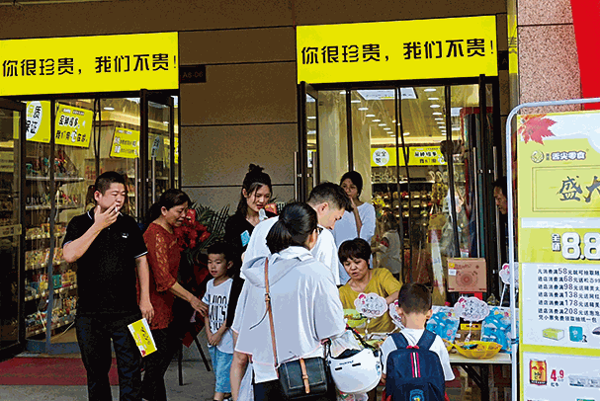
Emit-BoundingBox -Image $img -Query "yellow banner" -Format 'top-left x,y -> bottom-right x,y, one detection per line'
297,16 -> 498,84
55,104 -> 93,148
0,32 -> 178,96
110,128 -> 140,159
26,101 -> 51,143
371,146 -> 446,167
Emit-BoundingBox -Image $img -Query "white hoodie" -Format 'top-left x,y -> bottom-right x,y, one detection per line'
233,246 -> 345,384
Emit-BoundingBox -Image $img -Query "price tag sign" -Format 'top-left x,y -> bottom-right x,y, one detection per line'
517,111 -> 600,400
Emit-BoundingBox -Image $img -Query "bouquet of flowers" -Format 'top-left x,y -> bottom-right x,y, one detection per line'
174,202 -> 230,266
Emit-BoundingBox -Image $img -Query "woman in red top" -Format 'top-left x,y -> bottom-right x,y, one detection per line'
141,189 -> 207,401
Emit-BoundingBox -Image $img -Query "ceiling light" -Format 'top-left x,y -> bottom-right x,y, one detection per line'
432,112 -> 442,116
358,107 -> 368,111
372,119 -> 381,122
392,120 -> 396,123
351,100 -> 361,103
428,97 -> 439,101
383,127 -> 391,131
378,123 -> 387,127
339,91 -> 346,94
366,114 -> 376,117
435,118 -> 444,121
307,116 -> 316,120
430,104 -> 441,109
424,88 -> 436,92
103,106 -> 115,111
452,127 -> 460,131
403,132 -> 410,136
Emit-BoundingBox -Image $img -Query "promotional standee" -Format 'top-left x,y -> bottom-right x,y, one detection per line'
516,110 -> 600,400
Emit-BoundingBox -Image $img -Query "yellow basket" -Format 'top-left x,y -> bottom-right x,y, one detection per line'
454,341 -> 502,359
343,309 -> 366,329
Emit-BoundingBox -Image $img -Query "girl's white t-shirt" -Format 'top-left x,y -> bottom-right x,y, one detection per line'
202,277 -> 234,354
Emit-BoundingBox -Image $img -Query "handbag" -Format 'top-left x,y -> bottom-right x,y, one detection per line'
263,258 -> 330,400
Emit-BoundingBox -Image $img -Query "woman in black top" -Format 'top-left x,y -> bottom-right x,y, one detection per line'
224,164 -> 275,259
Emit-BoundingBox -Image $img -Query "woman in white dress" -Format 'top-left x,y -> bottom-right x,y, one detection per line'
333,171 -> 376,284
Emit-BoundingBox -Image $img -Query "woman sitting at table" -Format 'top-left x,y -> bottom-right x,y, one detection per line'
338,238 -> 402,336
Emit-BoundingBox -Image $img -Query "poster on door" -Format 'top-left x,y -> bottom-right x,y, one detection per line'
517,111 -> 600,400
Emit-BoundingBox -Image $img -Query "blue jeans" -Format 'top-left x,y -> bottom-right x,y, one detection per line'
75,313 -> 142,401
208,346 -> 233,393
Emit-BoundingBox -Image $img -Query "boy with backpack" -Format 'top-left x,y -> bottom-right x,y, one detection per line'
380,283 -> 454,401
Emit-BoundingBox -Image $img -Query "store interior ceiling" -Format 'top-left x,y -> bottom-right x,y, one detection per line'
307,85 -> 480,146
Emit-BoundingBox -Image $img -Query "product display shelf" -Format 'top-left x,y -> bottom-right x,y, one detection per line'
26,176 -> 85,183
26,315 -> 76,338
24,284 -> 78,302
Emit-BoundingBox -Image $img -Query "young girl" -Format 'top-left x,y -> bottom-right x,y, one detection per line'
203,242 -> 235,401
333,171 -> 376,284
224,164 -> 275,260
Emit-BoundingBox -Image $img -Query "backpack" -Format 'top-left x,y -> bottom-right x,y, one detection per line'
384,330 -> 445,401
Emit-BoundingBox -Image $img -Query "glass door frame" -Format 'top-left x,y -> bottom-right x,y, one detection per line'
297,76 -> 503,297
140,89 -> 176,219
0,97 -> 26,361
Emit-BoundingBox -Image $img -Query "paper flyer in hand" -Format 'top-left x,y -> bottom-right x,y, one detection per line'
127,318 -> 157,357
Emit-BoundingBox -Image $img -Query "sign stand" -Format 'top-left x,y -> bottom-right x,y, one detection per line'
505,97 -> 600,401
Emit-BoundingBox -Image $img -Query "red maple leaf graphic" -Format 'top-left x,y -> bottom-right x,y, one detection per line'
518,114 -> 556,144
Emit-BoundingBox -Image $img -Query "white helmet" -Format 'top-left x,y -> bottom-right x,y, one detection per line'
327,348 -> 382,394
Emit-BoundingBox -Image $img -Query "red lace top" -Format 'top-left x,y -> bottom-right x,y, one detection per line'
143,222 -> 180,330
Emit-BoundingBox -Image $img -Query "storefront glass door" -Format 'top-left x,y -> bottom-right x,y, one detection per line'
141,91 -> 175,216
0,98 -> 25,358
301,80 -> 499,303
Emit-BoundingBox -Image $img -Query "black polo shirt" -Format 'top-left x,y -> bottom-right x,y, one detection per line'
63,210 -> 148,316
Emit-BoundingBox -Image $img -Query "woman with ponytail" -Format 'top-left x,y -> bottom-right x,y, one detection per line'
232,203 -> 345,401
225,164 -> 276,260
141,189 -> 207,401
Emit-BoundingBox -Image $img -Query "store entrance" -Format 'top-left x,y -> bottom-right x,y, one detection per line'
0,98 -> 25,360
298,79 -> 501,303
17,90 -> 179,354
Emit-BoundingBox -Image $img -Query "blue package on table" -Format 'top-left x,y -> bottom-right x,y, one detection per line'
481,307 -> 516,352
426,306 -> 460,343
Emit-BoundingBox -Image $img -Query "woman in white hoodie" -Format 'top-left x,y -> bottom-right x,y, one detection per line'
232,202 -> 345,401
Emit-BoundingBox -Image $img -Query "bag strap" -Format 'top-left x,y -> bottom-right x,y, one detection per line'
264,258 -> 279,367
416,329 -> 436,351
390,332 -> 409,349
265,258 -> 312,394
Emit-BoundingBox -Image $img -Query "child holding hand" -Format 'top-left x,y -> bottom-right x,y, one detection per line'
203,242 -> 235,401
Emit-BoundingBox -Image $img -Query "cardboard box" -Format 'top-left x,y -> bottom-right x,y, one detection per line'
447,258 -> 487,292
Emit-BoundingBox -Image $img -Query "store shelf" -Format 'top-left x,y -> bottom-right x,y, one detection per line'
26,233 -> 66,241
26,204 -> 80,211
25,259 -> 67,271
26,176 -> 85,183
24,284 -> 78,302
26,316 -> 76,338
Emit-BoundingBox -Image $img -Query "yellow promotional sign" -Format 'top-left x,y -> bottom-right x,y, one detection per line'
297,16 -> 497,84
0,32 -> 178,96
55,104 -> 93,148
410,146 -> 446,166
517,111 -> 600,401
110,128 -> 140,159
26,101 -> 51,143
371,146 -> 445,167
